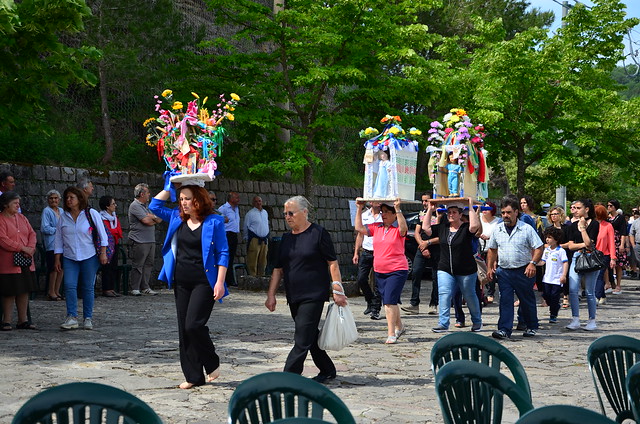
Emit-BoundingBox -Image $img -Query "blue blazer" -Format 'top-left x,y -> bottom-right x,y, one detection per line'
149,198 -> 230,301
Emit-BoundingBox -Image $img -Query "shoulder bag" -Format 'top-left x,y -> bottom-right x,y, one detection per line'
574,248 -> 607,273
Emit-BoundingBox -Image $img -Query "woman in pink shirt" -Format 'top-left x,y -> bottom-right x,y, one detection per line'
355,198 -> 408,344
0,192 -> 37,330
594,204 -> 616,305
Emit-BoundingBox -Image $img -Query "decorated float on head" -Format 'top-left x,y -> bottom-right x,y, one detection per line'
358,115 -> 421,202
426,108 -> 488,202
143,89 -> 240,186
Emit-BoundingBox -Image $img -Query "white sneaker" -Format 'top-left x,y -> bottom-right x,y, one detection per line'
83,318 -> 93,330
142,288 -> 158,295
598,297 -> 607,305
604,288 -> 613,294
584,319 -> 597,331
131,290 -> 141,296
60,316 -> 79,330
566,317 -> 581,330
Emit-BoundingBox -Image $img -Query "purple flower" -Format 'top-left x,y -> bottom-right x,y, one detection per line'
463,121 -> 472,128
430,121 -> 442,128
428,128 -> 439,134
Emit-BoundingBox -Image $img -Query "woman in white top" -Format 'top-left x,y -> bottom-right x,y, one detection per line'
54,186 -> 108,330
478,201 -> 499,302
41,189 -> 63,301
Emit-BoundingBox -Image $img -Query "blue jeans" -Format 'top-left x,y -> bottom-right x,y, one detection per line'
594,255 -> 610,300
437,271 -> 481,329
568,252 -> 598,320
63,255 -> 100,319
496,266 -> 538,335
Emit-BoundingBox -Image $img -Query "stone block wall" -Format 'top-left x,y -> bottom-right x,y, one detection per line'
2,163 -> 422,287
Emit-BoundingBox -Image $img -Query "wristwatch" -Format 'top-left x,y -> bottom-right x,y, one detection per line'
529,260 -> 537,265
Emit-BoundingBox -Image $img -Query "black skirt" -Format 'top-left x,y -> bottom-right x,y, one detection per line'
0,270 -> 37,296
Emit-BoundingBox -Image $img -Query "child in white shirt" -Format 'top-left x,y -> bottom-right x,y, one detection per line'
538,227 -> 568,323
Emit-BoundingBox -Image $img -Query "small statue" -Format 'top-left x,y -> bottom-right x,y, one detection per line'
443,151 -> 462,197
373,150 -> 392,198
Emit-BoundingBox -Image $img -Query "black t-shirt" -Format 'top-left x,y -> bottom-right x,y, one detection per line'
175,222 -> 208,284
437,222 -> 477,276
567,219 -> 600,247
559,222 -> 574,262
275,223 -> 337,303
609,214 -> 628,236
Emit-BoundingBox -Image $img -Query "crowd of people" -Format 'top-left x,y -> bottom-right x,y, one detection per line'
3,164 -> 640,387
358,193 -> 639,343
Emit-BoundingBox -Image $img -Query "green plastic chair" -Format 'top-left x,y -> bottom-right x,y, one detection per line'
626,362 -> 640,422
587,334 -> 640,423
115,244 -> 132,295
227,372 -> 355,424
11,382 -> 162,424
270,419 -> 333,424
435,360 -> 534,424
515,405 -> 618,424
431,332 -> 532,400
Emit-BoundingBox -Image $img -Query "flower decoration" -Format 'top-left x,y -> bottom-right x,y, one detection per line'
360,115 -> 420,152
427,108 -> 485,147
144,90 -> 240,178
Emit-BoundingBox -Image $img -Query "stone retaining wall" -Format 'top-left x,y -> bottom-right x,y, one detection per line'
3,163 -> 423,288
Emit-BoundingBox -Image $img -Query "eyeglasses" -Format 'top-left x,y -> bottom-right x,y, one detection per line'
283,211 -> 298,217
549,213 -> 559,216
210,198 -> 217,202
607,204 -> 614,207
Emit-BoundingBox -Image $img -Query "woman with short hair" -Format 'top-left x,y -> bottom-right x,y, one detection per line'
266,195 -> 347,381
0,192 -> 37,330
41,189 -> 63,301
99,195 -> 122,297
355,198 -> 408,344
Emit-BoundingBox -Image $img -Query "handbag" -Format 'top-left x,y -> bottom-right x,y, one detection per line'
13,252 -> 32,267
317,302 -> 359,351
574,248 -> 607,273
85,209 -> 115,262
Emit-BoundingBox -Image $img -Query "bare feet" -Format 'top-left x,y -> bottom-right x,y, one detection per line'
207,367 -> 220,383
179,382 -> 195,389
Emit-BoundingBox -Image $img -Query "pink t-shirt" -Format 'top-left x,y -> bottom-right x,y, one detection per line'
367,223 -> 408,273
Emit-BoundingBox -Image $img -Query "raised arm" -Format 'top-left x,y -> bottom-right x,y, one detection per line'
394,198 -> 407,237
422,201 -> 435,237
354,200 -> 368,235
467,197 -> 481,234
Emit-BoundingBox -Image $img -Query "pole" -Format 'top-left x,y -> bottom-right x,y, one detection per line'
555,1 -> 571,209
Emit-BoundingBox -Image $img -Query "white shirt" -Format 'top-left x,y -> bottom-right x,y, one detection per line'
54,208 -> 108,261
480,216 -> 500,253
244,207 -> 269,239
218,202 -> 240,233
361,208 -> 382,251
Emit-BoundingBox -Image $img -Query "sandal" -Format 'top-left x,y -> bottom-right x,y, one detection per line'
395,325 -> 406,339
562,298 -> 569,308
1,323 -> 11,331
47,294 -> 59,301
16,322 -> 36,330
385,335 -> 398,344
454,322 -> 466,328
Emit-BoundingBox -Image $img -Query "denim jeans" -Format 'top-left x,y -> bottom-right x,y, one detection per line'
496,266 -> 538,335
62,255 -> 100,319
437,271 -> 481,329
568,252 -> 598,320
594,255 -> 610,300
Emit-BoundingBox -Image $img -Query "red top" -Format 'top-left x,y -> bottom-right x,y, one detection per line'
596,220 -> 616,258
367,223 -> 408,273
0,213 -> 37,274
102,219 -> 123,244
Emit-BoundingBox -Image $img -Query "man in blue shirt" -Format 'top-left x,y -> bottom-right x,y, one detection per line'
218,191 -> 241,286
487,196 -> 543,339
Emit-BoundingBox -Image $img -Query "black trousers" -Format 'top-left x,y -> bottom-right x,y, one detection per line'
100,247 -> 118,292
174,279 -> 219,386
284,301 -> 336,376
225,231 -> 238,285
356,249 -> 381,311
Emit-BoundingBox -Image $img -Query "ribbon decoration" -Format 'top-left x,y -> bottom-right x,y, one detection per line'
363,124 -> 419,152
163,170 -> 181,202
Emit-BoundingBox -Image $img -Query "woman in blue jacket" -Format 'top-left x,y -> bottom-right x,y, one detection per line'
150,183 -> 229,389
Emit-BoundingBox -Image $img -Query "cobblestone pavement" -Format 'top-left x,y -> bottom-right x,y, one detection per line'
1,278 -> 639,423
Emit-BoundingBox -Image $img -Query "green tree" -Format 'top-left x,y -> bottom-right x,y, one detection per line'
0,0 -> 99,134
199,0 -> 443,197
460,0 -> 640,197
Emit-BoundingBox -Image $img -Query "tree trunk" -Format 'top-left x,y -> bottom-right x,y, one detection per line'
516,140 -> 526,198
303,160 -> 313,201
99,62 -> 114,165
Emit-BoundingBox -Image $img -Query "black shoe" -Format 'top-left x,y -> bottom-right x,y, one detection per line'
515,323 -> 527,331
492,330 -> 510,340
363,305 -> 372,315
370,311 -> 382,320
311,373 -> 336,384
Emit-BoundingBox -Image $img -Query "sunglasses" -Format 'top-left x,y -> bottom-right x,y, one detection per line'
550,213 -> 559,216
210,198 -> 217,202
283,211 -> 298,217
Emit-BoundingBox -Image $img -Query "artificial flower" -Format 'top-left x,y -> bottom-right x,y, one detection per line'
226,113 -> 235,121
231,93 -> 240,101
456,109 -> 467,116
172,101 -> 183,110
162,89 -> 173,98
